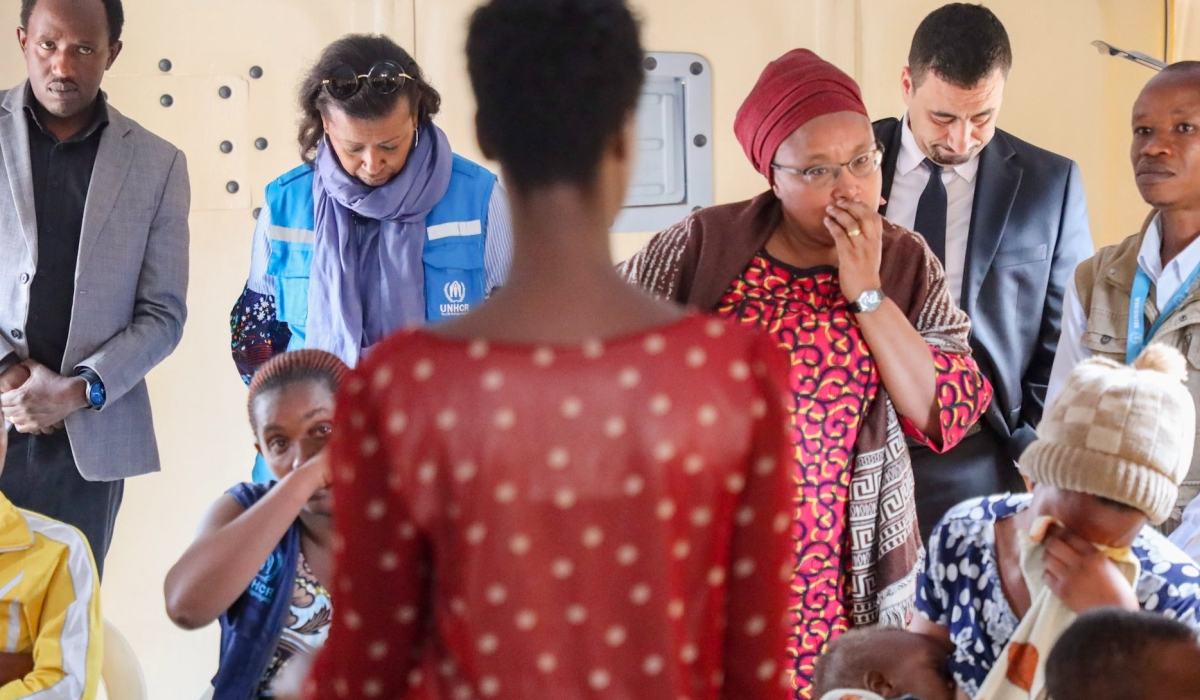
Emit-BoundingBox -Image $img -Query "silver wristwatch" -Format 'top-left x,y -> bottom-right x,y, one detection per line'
847,288 -> 885,314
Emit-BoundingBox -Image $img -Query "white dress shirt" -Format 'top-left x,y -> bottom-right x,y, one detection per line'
885,115 -> 981,304
1045,214 -> 1200,560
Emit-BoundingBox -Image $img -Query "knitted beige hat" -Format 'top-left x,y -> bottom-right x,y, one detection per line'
1019,344 -> 1195,524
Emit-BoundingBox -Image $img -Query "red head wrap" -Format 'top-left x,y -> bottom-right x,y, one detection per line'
733,49 -> 869,179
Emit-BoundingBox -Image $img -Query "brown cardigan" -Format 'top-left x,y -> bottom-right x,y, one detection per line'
619,191 -> 980,628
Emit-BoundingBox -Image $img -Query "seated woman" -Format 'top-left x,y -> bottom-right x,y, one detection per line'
299,1 -> 795,699
620,49 -> 992,696
912,345 -> 1200,699
163,349 -> 347,699
229,34 -> 513,456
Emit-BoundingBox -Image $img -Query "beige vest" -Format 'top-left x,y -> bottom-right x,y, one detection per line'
1075,226 -> 1200,532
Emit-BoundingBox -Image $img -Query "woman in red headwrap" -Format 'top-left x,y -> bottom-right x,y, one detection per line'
620,49 -> 993,698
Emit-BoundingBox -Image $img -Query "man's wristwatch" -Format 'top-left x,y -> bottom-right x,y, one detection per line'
74,368 -> 106,411
847,288 -> 886,314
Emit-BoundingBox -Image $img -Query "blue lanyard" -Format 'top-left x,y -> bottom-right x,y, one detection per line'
1127,262 -> 1200,364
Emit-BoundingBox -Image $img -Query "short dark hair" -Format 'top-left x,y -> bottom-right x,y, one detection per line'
1163,60 -> 1200,74
812,628 -> 903,696
908,3 -> 1012,89
21,0 -> 124,45
466,0 -> 644,191
1046,608 -> 1197,700
297,34 -> 441,163
1157,60 -> 1200,83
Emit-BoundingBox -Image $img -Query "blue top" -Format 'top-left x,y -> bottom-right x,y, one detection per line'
213,482 -> 301,700
246,156 -> 513,347
232,155 -> 514,481
917,493 -> 1200,697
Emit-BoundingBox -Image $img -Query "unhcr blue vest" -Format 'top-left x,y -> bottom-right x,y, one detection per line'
213,483 -> 301,700
264,154 -> 497,351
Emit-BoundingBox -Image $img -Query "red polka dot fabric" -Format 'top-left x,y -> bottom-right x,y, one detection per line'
305,314 -> 797,699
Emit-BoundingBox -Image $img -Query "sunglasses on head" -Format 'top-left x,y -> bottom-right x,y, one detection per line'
321,60 -> 412,101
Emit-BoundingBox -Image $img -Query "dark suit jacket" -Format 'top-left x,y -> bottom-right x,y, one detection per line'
874,118 -> 1093,462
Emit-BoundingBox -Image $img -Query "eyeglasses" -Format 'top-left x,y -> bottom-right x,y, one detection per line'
771,142 -> 885,187
322,60 -> 413,100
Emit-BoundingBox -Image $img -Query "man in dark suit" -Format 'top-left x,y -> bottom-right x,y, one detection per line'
874,3 -> 1093,539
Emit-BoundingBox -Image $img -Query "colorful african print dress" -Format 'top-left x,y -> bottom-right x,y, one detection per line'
718,253 -> 989,699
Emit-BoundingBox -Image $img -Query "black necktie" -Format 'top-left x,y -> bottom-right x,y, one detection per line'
913,159 -> 948,263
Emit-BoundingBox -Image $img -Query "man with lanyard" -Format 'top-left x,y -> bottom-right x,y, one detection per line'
1048,61 -> 1200,537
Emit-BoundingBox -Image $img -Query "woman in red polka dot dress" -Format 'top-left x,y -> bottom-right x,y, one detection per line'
298,1 -> 796,699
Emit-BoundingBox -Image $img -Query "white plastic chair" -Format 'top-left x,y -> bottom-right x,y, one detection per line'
100,619 -> 147,700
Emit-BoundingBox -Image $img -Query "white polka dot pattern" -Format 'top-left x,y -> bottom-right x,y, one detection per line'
304,316 -> 795,700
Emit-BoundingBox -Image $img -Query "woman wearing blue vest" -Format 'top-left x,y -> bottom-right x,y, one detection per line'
231,34 -> 512,383
164,349 -> 347,699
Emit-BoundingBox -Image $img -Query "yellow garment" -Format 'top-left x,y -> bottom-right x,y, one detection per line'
975,517 -> 1138,700
0,491 -> 101,700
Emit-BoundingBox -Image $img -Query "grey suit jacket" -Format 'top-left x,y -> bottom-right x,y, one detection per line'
0,83 -> 190,481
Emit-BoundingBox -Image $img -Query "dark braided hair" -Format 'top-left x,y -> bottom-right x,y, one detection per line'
247,350 -> 348,432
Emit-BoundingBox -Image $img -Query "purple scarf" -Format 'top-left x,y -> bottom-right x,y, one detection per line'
307,122 -> 453,365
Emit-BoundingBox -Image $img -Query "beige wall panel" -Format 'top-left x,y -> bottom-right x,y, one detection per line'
1096,1 -> 1171,247
1,0 -> 417,205
1176,0 -> 1200,58
411,0 -> 482,164
0,1 -> 417,696
628,0 -> 843,206
858,0 -> 1165,249
103,74 -> 253,210
100,208 -> 256,699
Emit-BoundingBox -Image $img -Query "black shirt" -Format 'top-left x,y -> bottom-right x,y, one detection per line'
23,88 -> 109,373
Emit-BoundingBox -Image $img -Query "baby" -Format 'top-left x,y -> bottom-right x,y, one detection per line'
812,628 -> 959,700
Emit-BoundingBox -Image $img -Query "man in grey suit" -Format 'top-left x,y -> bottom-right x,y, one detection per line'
874,3 -> 1093,540
0,0 -> 189,574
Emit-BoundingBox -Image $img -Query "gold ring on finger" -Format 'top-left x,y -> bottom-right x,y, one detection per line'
847,228 -> 862,237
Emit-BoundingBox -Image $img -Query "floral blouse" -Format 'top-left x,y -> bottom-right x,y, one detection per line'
230,286 -> 291,385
